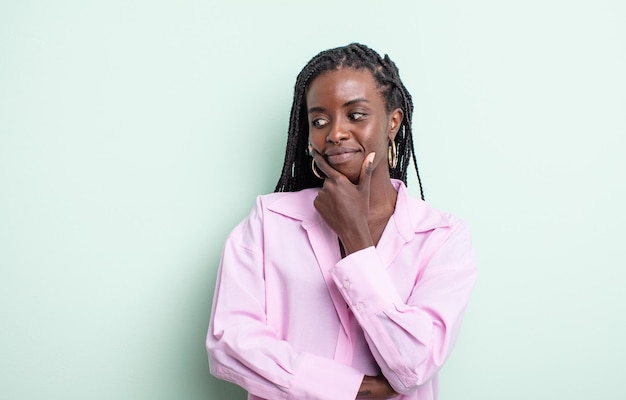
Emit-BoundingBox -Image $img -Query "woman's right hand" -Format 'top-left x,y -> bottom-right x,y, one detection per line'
310,149 -> 376,255
356,375 -> 399,399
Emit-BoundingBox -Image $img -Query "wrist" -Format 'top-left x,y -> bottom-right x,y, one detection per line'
339,230 -> 373,255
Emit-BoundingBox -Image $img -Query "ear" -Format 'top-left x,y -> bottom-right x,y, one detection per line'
388,108 -> 404,141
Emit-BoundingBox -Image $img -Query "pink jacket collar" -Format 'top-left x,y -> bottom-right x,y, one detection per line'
266,179 -> 452,238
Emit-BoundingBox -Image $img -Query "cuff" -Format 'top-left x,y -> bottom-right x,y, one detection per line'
331,247 -> 402,319
290,353 -> 363,400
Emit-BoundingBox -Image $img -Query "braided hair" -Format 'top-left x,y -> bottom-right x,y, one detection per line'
274,43 -> 424,200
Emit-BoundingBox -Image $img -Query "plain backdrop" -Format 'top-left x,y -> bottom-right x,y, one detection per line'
1,1 -> 625,399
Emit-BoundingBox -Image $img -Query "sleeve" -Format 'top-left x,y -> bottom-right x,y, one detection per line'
330,218 -> 477,395
206,197 -> 364,400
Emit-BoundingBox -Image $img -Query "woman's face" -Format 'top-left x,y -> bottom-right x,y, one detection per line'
306,68 -> 402,184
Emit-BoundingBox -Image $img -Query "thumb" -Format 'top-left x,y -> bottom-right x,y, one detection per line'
359,152 -> 376,190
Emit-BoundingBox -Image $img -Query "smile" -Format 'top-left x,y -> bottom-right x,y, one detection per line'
325,147 -> 359,164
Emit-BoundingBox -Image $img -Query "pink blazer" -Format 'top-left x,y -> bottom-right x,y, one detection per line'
207,180 -> 477,400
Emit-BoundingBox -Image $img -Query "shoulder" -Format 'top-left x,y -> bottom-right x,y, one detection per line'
394,184 -> 475,265
227,189 -> 320,248
393,180 -> 466,235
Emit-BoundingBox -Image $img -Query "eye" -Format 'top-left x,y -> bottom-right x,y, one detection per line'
349,112 -> 365,121
311,118 -> 328,128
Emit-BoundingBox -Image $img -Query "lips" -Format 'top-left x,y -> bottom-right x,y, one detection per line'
325,147 -> 360,164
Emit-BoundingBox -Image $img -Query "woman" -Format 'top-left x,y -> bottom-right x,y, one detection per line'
207,43 -> 477,400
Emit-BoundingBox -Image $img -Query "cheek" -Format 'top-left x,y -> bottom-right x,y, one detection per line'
308,130 -> 325,149
367,127 -> 391,150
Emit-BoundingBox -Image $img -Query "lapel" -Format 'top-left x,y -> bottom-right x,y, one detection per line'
301,219 -> 354,362
266,189 -> 353,360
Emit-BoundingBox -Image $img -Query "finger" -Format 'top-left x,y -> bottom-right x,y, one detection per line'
310,148 -> 343,180
358,152 -> 375,191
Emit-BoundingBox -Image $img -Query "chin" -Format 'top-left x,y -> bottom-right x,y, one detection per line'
343,170 -> 361,184
333,159 -> 364,182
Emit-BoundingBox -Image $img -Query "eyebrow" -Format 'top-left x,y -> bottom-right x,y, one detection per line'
307,98 -> 369,114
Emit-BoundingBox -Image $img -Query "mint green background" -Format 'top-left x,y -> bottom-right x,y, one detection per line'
1,1 -> 625,399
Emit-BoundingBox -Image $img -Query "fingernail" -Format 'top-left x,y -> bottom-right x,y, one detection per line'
368,153 -> 375,164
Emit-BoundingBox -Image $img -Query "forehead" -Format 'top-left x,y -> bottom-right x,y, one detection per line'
305,68 -> 383,106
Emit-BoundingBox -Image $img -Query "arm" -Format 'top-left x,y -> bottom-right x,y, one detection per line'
332,221 -> 477,395
207,197 -> 364,400
310,149 -> 477,394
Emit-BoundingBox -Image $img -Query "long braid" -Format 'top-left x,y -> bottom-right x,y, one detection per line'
275,43 -> 425,200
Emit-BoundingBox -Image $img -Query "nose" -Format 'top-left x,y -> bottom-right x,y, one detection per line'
327,120 -> 349,145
